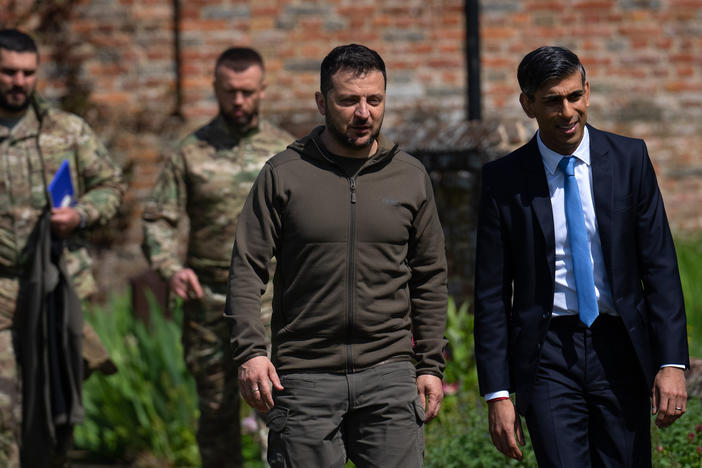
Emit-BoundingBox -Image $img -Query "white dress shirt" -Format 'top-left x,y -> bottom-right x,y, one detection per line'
537,126 -> 617,318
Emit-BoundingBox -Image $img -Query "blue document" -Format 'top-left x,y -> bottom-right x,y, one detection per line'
48,159 -> 75,208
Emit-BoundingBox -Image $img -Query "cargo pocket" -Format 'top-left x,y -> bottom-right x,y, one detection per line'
265,406 -> 289,468
265,405 -> 289,433
412,398 -> 426,462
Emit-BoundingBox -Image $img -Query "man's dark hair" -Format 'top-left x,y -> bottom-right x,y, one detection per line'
320,44 -> 386,96
0,29 -> 38,54
214,47 -> 264,74
517,46 -> 586,98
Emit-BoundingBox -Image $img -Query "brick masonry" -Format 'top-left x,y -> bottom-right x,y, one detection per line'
2,0 -> 701,297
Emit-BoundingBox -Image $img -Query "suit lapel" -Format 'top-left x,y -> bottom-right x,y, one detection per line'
523,137 -> 556,283
589,126 -> 614,277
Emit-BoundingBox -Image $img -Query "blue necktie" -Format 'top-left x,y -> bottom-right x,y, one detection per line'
558,157 -> 599,327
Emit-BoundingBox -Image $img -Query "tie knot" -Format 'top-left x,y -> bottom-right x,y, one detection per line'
558,156 -> 575,177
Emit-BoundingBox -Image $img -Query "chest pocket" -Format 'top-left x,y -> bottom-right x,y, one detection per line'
187,148 -> 261,222
2,137 -> 47,209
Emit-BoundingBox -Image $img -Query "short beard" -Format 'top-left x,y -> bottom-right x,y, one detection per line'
0,89 -> 32,114
324,114 -> 380,150
222,109 -> 257,133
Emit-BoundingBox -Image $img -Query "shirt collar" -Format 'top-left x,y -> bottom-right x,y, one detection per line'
538,126 -> 590,175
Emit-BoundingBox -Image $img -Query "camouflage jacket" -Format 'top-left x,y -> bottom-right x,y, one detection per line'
0,96 -> 125,329
142,115 -> 293,284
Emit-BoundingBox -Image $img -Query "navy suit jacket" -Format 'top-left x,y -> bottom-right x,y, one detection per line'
474,125 -> 689,413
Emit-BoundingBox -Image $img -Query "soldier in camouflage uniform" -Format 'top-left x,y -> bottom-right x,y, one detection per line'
0,29 -> 124,467
142,47 -> 292,468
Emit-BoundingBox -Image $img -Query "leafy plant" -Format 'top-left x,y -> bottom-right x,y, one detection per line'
442,298 -> 479,397
676,235 -> 702,357
74,293 -> 199,466
426,297 -> 537,467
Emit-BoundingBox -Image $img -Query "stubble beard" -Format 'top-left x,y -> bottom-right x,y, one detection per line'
222,107 -> 259,133
0,87 -> 33,114
325,114 -> 382,151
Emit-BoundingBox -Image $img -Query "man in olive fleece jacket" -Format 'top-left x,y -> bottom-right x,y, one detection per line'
225,44 -> 448,467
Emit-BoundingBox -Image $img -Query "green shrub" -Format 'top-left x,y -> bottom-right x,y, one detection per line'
426,298 -> 537,466
74,293 -> 199,466
676,235 -> 702,357
442,298 -> 479,398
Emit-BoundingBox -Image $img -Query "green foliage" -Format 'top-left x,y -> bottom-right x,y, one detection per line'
426,396 -> 537,468
427,298 -> 537,467
652,398 -> 702,467
74,293 -> 199,466
676,235 -> 702,357
442,298 -> 479,397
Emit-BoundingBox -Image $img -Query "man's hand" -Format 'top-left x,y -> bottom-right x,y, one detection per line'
239,356 -> 283,413
417,374 -> 443,422
652,366 -> 687,428
50,207 -> 81,239
488,398 -> 524,461
169,268 -> 204,300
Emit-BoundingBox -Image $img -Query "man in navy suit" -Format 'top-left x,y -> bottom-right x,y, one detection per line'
474,46 -> 689,467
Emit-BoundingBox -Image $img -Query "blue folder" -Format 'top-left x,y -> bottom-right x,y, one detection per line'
48,159 -> 75,208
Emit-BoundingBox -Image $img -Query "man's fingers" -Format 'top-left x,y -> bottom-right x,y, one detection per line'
656,398 -> 686,428
241,379 -> 267,412
425,394 -> 442,422
269,366 -> 284,391
656,399 -> 674,428
418,388 -> 427,410
169,269 -> 203,300
488,399 -> 523,461
258,383 -> 274,411
515,415 -> 525,446
425,400 -> 436,422
186,272 -> 204,298
183,271 -> 203,299
416,375 -> 443,421
239,356 -> 279,412
490,428 -> 522,460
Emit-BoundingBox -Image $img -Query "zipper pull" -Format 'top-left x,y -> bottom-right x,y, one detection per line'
350,178 -> 357,204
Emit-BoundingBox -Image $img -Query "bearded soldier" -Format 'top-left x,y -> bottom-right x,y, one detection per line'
0,29 -> 124,467
142,47 -> 292,468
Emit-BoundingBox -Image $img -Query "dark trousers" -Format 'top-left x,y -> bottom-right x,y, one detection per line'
524,315 -> 651,468
265,361 -> 425,468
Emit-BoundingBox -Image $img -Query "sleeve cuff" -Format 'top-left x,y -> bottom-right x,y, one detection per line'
485,390 -> 510,401
74,205 -> 90,228
660,364 -> 686,369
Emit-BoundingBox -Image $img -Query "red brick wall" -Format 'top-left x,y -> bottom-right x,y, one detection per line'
480,0 -> 702,232
3,0 -> 701,291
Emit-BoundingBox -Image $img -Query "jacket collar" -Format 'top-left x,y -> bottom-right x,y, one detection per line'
293,125 -> 399,171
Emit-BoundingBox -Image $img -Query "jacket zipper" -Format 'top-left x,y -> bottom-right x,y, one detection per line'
310,137 -> 399,374
346,176 -> 357,373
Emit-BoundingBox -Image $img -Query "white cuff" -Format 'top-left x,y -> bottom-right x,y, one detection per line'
485,390 -> 510,401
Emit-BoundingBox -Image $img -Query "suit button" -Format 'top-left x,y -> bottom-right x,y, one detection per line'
542,313 -> 548,319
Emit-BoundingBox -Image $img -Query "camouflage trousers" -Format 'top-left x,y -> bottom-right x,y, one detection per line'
0,329 -> 20,468
182,282 -> 271,468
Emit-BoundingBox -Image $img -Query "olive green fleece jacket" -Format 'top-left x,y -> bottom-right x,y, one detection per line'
226,126 -> 448,377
